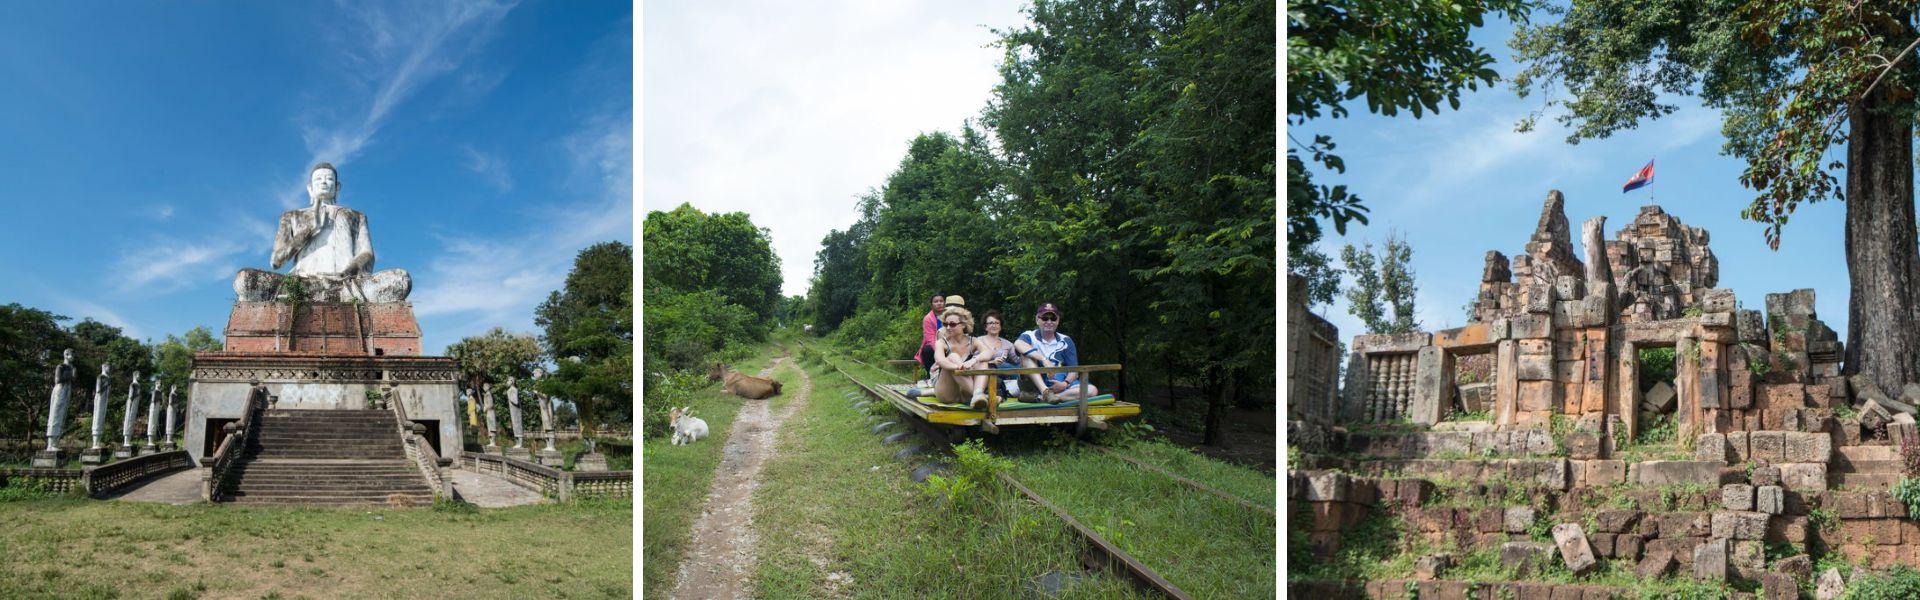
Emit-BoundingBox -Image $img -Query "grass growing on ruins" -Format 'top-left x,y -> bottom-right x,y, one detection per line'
0,497 -> 630,598
640,343 -> 781,598
744,355 -> 1149,599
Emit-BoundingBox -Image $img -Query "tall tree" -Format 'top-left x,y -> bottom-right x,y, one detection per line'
0,304 -> 72,447
1343,234 -> 1420,334
152,326 -> 219,403
1288,0 -> 1533,296
643,204 -> 782,325
1511,0 -> 1920,394
807,224 -> 871,331
859,129 -> 1013,313
537,242 -> 635,439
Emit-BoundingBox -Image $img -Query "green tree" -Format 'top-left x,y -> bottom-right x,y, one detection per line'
1288,0 -> 1532,295
446,328 -> 544,394
1510,0 -> 1920,394
538,242 -> 635,439
806,225 -> 870,331
152,326 -> 219,404
0,304 -> 73,448
1343,234 -> 1420,334
643,204 -> 782,325
859,129 -> 1012,313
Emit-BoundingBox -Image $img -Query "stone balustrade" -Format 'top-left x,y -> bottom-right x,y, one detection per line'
460,451 -> 631,502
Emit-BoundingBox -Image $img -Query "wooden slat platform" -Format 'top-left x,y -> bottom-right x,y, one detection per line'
873,383 -> 1141,427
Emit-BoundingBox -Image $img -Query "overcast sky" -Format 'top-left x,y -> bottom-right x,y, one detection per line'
644,0 -> 1029,297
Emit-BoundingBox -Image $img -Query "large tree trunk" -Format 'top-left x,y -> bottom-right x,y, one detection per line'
1843,85 -> 1920,396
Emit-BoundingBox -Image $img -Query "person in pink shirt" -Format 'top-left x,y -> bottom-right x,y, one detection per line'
916,294 -> 945,386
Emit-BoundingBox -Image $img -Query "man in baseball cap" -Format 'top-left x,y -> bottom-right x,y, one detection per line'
1014,302 -> 1097,402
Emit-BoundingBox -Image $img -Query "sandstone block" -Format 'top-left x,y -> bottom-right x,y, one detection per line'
1594,509 -> 1639,534
1511,314 -> 1551,339
1566,432 -> 1600,460
1722,484 -> 1755,511
1751,431 -> 1785,462
1646,381 -> 1677,413
1518,354 -> 1553,381
1634,461 -> 1724,486
1760,573 -> 1797,600
1519,380 -> 1555,412
1551,524 -> 1599,575
1780,463 -> 1827,491
1586,460 -> 1626,487
1774,553 -> 1813,583
1711,511 -> 1769,541
1727,431 -> 1751,462
1618,533 -> 1644,561
1816,568 -> 1846,600
1784,432 -> 1833,463
1694,538 -> 1729,581
1733,540 -> 1765,578
1757,486 -> 1785,515
1695,433 -> 1729,462
1305,472 -> 1350,502
1636,549 -> 1675,579
1506,506 -> 1537,534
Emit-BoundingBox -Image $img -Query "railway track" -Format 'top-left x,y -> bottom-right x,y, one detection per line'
799,341 -> 1272,599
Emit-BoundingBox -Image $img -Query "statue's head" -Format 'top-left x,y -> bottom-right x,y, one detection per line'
62,348 -> 73,363
100,363 -> 110,375
508,376 -> 518,386
308,162 -> 341,205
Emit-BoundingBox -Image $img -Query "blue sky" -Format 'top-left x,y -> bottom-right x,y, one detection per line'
1293,16 -> 1853,341
0,1 -> 632,352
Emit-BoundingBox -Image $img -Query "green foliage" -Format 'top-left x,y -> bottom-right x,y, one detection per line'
644,288 -> 758,372
446,328 -> 543,392
918,473 -> 981,509
644,204 -> 780,324
1807,507 -> 1839,533
1637,413 -> 1677,446
1291,245 -> 1342,308
641,369 -> 711,440
1340,235 -> 1420,334
1848,566 -> 1920,600
826,305 -> 926,366
539,241 -> 635,438
1893,477 -> 1920,520
1639,347 -> 1677,392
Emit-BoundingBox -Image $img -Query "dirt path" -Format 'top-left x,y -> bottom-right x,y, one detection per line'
671,355 -> 812,600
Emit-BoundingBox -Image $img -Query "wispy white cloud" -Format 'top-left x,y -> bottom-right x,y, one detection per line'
151,204 -> 175,220
462,146 -> 513,192
412,108 -> 632,349
111,236 -> 248,295
58,298 -> 142,340
300,0 -> 518,168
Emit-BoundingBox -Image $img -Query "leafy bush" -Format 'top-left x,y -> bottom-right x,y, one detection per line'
829,304 -> 926,365
1847,565 -> 1920,599
1894,477 -> 1920,520
641,369 -> 712,439
643,288 -> 760,374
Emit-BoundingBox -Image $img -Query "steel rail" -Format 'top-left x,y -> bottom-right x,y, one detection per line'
807,343 -> 1192,599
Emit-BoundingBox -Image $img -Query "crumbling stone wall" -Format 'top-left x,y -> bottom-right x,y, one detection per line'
1287,273 -> 1342,425
1608,205 -> 1719,323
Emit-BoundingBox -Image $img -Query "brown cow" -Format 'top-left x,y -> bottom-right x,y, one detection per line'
708,362 -> 782,399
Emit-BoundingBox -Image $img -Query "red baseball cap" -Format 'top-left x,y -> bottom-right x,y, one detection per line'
1035,303 -> 1061,319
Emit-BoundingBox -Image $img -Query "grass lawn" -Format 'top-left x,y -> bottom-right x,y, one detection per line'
0,496 -> 631,599
640,343 -> 784,599
744,351 -> 1148,599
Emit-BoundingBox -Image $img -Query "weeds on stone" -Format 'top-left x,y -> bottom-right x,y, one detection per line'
1847,565 -> 1920,599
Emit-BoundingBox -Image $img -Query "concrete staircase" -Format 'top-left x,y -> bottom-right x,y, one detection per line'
225,409 -> 433,506
1832,443 -> 1902,490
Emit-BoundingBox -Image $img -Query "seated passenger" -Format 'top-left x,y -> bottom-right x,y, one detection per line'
1014,302 -> 1099,402
915,293 -> 945,387
931,306 -> 989,407
973,310 -> 1020,399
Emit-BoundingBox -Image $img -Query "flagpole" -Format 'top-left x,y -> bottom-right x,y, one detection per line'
1648,157 -> 1655,207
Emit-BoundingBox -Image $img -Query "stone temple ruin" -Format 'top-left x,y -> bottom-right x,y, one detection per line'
1288,192 -> 1920,598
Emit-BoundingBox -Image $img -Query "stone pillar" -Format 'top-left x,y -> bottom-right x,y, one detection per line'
1496,338 -> 1519,428
82,365 -> 110,464
117,372 -> 140,459
163,385 -> 177,450
536,392 -> 562,467
142,381 -> 159,456
1409,346 -> 1446,425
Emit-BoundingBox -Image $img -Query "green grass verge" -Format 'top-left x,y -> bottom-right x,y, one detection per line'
1012,443 -> 1276,598
641,342 -> 784,599
0,497 -> 629,598
746,351 -> 1148,599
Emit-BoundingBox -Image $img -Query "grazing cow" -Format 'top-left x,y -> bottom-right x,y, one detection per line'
708,362 -> 783,399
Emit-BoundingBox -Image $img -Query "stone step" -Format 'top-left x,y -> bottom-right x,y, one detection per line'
1833,472 -> 1900,490
250,440 -> 401,448
1838,445 -> 1899,462
1831,458 -> 1903,475
224,496 -> 432,507
235,482 -> 431,492
265,409 -> 393,416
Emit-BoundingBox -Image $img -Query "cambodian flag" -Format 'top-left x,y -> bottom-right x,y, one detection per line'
1622,159 -> 1655,193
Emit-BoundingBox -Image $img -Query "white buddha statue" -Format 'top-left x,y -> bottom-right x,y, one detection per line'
234,163 -> 411,302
